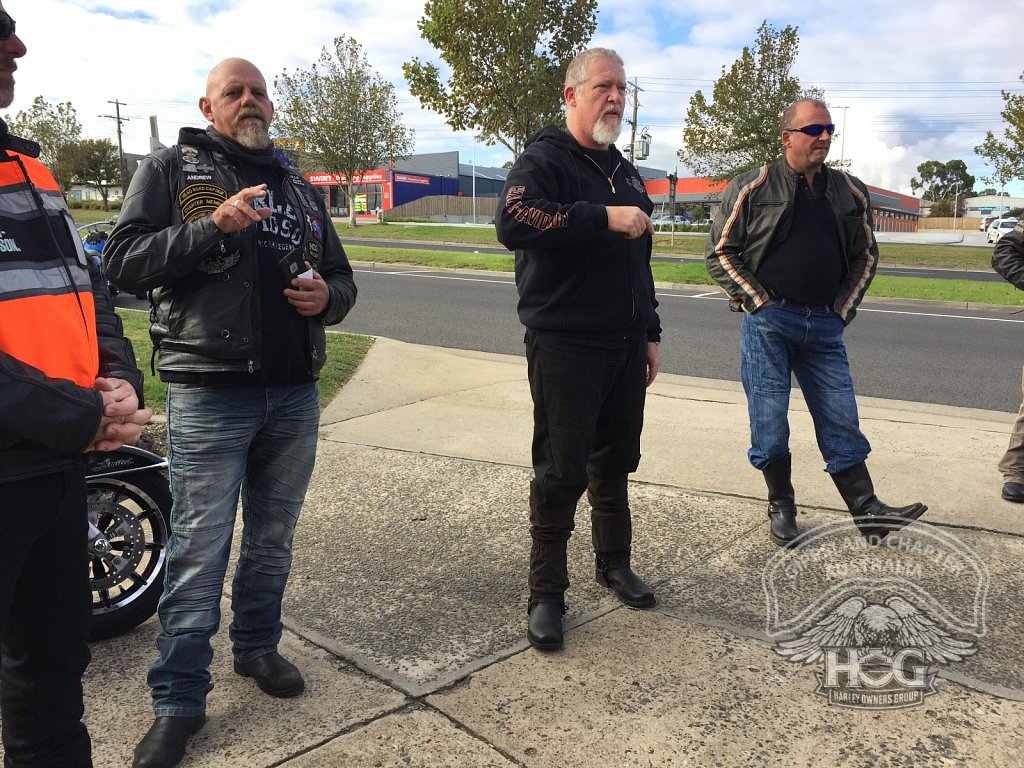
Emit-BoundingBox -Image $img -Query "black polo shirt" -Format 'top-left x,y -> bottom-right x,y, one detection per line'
755,170 -> 845,306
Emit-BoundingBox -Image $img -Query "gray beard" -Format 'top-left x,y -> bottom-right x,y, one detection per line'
592,116 -> 621,146
0,84 -> 13,109
235,118 -> 270,150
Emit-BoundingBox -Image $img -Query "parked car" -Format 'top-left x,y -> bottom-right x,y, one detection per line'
652,215 -> 688,229
979,215 -> 998,232
987,218 -> 1019,244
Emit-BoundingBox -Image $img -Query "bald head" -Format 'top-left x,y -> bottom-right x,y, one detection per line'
199,57 -> 274,149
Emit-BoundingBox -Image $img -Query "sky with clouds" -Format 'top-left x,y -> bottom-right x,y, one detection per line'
6,0 -> 1023,197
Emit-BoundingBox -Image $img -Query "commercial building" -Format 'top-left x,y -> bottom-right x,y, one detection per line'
307,150 -> 920,230
305,151 -> 507,221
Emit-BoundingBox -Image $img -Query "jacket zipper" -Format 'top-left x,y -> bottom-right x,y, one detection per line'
584,156 -> 620,194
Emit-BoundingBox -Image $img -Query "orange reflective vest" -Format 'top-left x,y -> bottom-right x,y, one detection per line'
0,151 -> 98,387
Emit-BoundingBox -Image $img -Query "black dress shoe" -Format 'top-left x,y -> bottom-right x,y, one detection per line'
133,715 -> 205,768
595,558 -> 656,608
527,598 -> 565,651
1002,482 -> 1024,503
233,651 -> 305,697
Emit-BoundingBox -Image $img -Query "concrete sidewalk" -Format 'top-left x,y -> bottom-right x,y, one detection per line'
79,337 -> 1024,767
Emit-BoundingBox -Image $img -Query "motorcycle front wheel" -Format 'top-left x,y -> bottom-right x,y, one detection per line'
86,471 -> 172,640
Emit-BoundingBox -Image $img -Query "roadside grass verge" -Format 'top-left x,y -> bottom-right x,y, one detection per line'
865,276 -> 1024,305
334,222 -> 996,270
74,211 -> 995,271
115,308 -> 374,414
346,245 -> 1021,306
345,244 -> 514,271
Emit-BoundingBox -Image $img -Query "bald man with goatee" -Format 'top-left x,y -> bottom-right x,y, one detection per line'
106,58 -> 357,768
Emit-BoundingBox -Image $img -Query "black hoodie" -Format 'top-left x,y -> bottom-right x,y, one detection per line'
495,126 -> 660,345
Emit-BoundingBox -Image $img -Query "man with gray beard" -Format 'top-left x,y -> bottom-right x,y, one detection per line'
495,48 -> 661,652
105,57 -> 357,768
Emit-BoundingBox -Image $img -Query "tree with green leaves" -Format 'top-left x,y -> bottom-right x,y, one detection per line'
403,0 -> 597,159
3,95 -> 82,191
976,71 -> 1024,190
274,36 -> 414,227
678,21 -> 823,182
909,159 -> 975,209
65,138 -> 121,211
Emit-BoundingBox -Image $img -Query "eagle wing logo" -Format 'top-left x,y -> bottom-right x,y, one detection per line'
775,596 -> 976,665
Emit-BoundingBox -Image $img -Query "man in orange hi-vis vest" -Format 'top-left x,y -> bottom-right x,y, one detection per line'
0,4 -> 150,766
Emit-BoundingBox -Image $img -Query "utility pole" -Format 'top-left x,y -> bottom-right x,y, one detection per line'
99,99 -> 130,196
628,78 -> 639,160
625,78 -> 644,160
837,105 -> 848,166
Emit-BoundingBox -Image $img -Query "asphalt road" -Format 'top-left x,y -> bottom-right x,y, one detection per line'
334,266 -> 1023,414
113,263 -> 1022,413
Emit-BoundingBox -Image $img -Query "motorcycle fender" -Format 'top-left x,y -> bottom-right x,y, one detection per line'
85,445 -> 168,478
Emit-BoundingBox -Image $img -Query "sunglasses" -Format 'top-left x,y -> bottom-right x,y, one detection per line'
785,123 -> 835,137
0,11 -> 15,41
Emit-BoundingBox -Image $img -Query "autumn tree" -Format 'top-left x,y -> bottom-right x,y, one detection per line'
976,71 -> 1024,190
678,21 -> 823,182
3,95 -> 82,191
274,36 -> 414,227
909,159 -> 975,212
403,0 -> 597,158
65,138 -> 121,211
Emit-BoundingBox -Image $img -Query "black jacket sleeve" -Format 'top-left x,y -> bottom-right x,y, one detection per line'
495,145 -> 615,251
104,151 -> 229,293
993,223 -> 1024,290
0,350 -> 104,455
311,187 -> 357,326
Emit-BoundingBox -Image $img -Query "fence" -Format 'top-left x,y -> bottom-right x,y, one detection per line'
384,195 -> 499,223
916,217 -> 982,231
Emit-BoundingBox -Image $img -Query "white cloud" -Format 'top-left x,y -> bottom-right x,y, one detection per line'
4,0 -> 1021,195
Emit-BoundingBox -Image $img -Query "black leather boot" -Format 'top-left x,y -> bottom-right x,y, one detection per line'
527,597 -> 566,651
234,650 -> 305,697
588,473 -> 654,607
763,454 -> 799,547
595,555 -> 656,608
831,462 -> 927,542
133,715 -> 206,768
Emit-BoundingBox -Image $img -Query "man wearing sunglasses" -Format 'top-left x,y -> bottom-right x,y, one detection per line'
0,3 -> 150,766
706,98 -> 926,547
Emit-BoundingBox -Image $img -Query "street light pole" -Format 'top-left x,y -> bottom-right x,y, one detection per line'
471,137 -> 477,225
951,180 -> 961,231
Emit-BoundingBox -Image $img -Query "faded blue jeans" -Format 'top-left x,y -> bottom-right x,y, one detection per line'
149,382 -> 319,717
740,300 -> 870,474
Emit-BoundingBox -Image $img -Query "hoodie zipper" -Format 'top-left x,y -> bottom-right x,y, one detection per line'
583,155 -> 621,194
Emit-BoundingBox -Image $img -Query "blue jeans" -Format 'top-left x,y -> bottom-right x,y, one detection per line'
149,383 -> 319,717
740,300 -> 870,474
